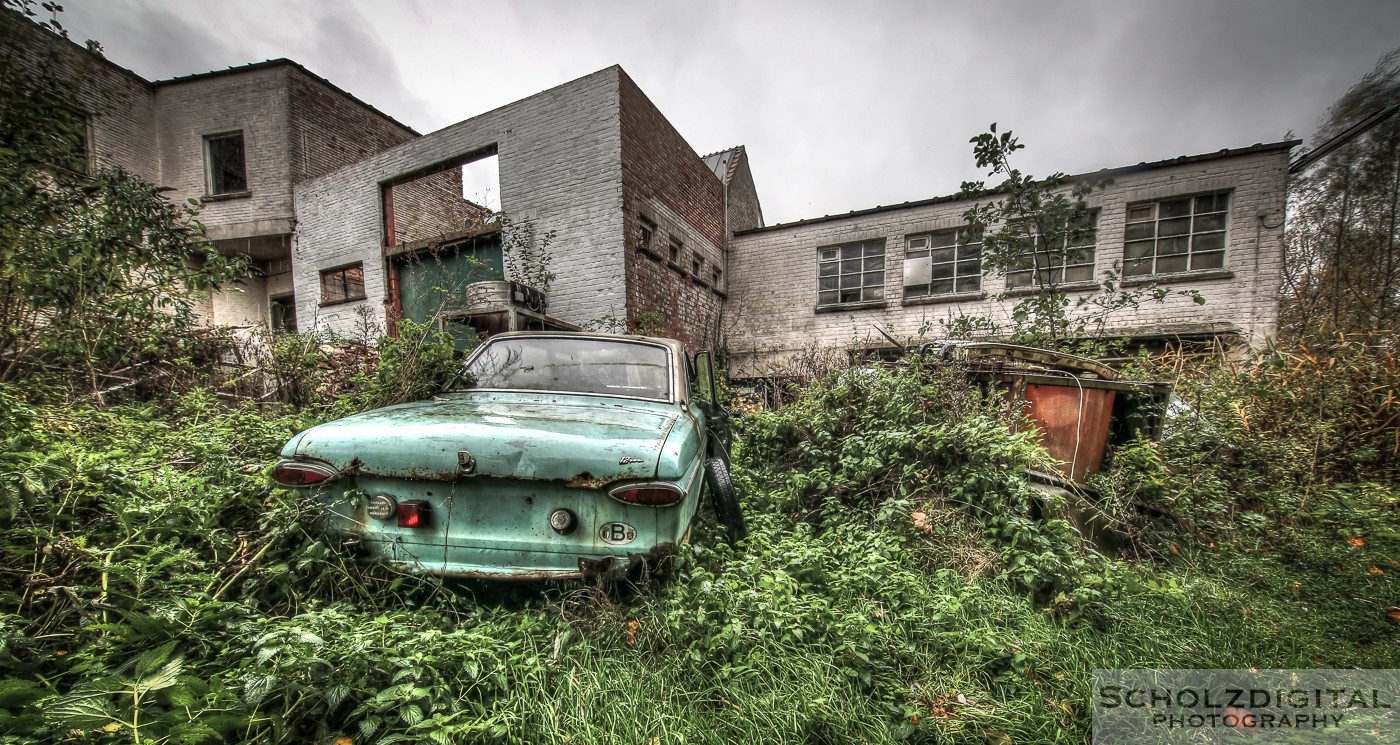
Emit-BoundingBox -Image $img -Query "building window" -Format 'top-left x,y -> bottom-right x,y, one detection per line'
638,216 -> 657,256
1006,213 -> 1098,289
668,237 -> 683,265
818,239 -> 885,306
205,132 -> 248,195
319,263 -> 365,305
711,267 -> 723,288
270,294 -> 297,332
1124,192 -> 1229,276
691,255 -> 704,277
904,228 -> 981,297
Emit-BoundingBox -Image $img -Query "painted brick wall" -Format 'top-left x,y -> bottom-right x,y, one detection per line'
153,67 -> 295,237
725,147 -> 1292,376
293,67 -> 625,337
2,11 -> 160,179
618,72 -> 726,350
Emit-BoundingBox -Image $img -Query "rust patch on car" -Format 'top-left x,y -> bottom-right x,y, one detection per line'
566,471 -> 607,489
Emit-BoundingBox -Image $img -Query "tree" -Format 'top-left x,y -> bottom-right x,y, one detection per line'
1281,49 -> 1400,339
0,1 -> 240,395
958,124 -> 1201,349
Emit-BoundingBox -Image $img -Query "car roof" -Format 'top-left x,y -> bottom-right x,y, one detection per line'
483,331 -> 687,355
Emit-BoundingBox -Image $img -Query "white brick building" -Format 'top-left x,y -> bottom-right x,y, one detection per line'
6,11 -> 419,329
724,143 -> 1296,376
14,9 -> 1296,366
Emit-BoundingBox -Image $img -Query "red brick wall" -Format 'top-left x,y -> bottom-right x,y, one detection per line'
618,70 -> 726,351
288,69 -> 418,185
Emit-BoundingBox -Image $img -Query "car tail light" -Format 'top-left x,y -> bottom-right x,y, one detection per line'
608,482 -> 685,506
271,461 -> 338,487
397,500 -> 431,528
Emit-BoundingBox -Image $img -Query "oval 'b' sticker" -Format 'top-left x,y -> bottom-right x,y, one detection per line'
598,522 -> 637,545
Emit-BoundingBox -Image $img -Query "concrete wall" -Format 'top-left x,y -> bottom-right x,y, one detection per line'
725,146 -> 1292,376
293,67 -> 626,337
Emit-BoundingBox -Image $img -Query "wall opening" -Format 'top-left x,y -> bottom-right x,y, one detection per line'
382,147 -> 499,248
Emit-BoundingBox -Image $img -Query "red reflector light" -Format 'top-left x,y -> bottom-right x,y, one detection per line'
608,483 -> 684,506
270,462 -> 337,487
397,500 -> 431,528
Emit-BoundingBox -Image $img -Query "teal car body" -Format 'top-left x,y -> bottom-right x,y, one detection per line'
273,332 -> 724,579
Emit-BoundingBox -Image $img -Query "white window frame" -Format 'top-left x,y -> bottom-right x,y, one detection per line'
818,240 -> 885,306
1123,192 -> 1229,277
903,228 -> 981,298
1006,212 -> 1099,289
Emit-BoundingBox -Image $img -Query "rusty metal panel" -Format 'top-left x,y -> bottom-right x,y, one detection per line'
1023,384 -> 1116,485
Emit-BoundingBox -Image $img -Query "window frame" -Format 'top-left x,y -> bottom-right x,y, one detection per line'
1005,211 -> 1099,290
637,215 -> 659,259
204,130 -> 249,197
903,227 -> 982,299
817,239 -> 886,307
319,262 -> 367,306
1123,191 -> 1230,278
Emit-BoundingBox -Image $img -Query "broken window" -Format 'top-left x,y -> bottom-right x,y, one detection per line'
903,229 -> 980,298
638,216 -> 657,256
320,263 -> 366,305
818,240 -> 885,306
1006,212 -> 1098,289
384,149 -> 498,247
691,255 -> 704,278
669,237 -> 682,265
1124,192 -> 1229,276
205,132 -> 247,195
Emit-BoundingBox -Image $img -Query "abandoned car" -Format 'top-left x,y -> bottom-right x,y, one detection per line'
271,332 -> 744,579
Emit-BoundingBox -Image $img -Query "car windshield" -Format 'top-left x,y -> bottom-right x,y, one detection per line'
453,337 -> 672,401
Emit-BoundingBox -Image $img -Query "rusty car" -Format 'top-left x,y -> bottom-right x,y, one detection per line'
271,331 -> 745,580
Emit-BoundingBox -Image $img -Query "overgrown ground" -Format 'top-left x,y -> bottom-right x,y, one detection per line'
1,338 -> 1397,744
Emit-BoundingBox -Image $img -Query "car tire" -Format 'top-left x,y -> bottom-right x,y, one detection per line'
704,457 -> 747,544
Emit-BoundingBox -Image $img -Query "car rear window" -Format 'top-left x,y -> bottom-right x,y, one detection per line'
457,337 -> 672,400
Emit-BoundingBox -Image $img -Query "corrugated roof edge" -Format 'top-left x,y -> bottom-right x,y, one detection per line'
701,145 -> 745,184
153,58 -> 419,136
736,139 -> 1303,236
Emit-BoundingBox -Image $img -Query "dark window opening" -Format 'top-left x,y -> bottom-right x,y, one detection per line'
270,294 -> 297,332
320,264 -> 366,305
638,216 -> 657,255
205,132 -> 247,195
669,237 -> 683,265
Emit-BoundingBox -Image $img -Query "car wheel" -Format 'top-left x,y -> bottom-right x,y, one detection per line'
704,457 -> 747,544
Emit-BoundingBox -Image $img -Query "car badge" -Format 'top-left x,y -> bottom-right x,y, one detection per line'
619,456 -> 644,465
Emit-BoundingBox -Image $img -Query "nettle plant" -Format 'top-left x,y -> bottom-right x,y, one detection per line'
960,125 -> 1204,350
498,213 -> 557,294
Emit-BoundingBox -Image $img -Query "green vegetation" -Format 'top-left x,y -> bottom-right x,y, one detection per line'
2,334 -> 1396,744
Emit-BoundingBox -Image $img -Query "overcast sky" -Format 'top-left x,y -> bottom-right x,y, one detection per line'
57,0 -> 1400,226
